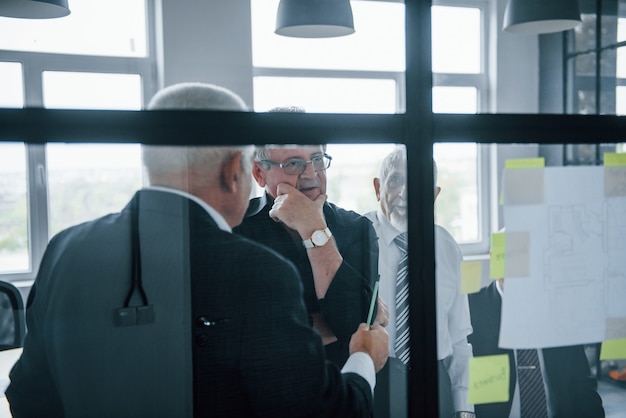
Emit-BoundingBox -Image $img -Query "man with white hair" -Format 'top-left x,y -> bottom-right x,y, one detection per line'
7,82 -> 389,417
365,146 -> 474,418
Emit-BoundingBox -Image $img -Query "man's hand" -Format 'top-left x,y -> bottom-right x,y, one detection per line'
269,183 -> 327,237
374,296 -> 389,328
349,323 -> 389,372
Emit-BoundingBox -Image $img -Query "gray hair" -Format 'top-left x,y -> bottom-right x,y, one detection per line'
378,146 -> 439,194
142,82 -> 253,179
253,105 -> 327,169
378,146 -> 406,182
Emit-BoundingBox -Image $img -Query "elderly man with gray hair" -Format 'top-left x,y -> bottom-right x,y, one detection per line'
7,82 -> 389,417
365,146 -> 474,418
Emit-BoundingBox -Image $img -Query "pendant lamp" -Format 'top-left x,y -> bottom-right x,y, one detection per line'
503,0 -> 581,34
0,0 -> 70,19
275,0 -> 355,38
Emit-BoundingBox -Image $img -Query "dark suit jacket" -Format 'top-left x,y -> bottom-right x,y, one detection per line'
468,282 -> 605,418
7,190 -> 373,418
234,193 -> 378,366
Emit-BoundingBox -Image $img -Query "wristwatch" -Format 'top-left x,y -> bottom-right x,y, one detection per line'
454,412 -> 475,418
302,227 -> 332,249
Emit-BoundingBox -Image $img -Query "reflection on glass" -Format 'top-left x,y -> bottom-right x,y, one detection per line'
0,62 -> 23,108
434,143 -> 479,244
0,0 -> 146,57
254,77 -> 397,113
433,87 -> 477,114
43,72 -> 142,110
432,5 -> 481,74
0,143 -> 28,273
46,144 -> 143,239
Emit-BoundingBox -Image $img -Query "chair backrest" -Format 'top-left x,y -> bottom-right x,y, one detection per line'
0,281 -> 25,351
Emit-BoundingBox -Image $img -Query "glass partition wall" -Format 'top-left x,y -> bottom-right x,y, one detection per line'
1,1 -> 626,417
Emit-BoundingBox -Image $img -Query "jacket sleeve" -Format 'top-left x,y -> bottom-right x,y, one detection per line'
6,236 -> 65,417
319,214 -> 378,342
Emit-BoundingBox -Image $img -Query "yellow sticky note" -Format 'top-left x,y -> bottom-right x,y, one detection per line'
505,157 -> 545,169
468,355 -> 510,405
604,152 -> 626,167
600,338 -> 626,360
461,261 -> 482,294
490,232 -> 506,279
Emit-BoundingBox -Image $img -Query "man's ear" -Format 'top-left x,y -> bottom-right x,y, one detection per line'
252,162 -> 266,187
434,186 -> 441,202
373,178 -> 381,201
221,151 -> 243,193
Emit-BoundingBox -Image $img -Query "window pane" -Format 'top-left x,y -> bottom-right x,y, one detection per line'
0,62 -> 24,108
46,144 -> 143,238
43,72 -> 142,110
0,143 -> 29,273
251,0 -> 405,72
433,143 -> 479,244
432,6 -> 481,74
433,86 -> 477,113
254,76 -> 397,113
326,144 -> 399,214
0,0 -> 146,57
617,86 -> 626,115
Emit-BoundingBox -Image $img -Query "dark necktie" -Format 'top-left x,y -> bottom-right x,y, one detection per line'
517,348 -> 548,418
394,232 -> 410,364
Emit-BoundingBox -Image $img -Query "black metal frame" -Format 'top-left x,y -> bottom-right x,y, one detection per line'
1,0 -> 624,416
0,281 -> 25,351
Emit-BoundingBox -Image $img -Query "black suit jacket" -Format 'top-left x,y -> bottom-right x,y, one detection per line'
7,190 -> 373,418
468,282 -> 605,418
234,193 -> 378,366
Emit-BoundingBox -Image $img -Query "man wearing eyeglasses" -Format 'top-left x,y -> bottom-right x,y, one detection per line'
234,144 -> 384,367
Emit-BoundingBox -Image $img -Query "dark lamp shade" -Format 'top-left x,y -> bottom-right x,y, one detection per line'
503,0 -> 581,34
0,0 -> 70,19
275,0 -> 355,38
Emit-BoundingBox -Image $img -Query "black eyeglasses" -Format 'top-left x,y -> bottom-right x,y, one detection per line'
261,154 -> 332,175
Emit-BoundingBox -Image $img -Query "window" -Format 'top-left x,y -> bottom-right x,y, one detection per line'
251,0 -> 490,253
0,0 -> 154,283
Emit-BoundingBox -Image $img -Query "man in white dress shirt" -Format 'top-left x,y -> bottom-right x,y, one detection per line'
365,146 -> 474,418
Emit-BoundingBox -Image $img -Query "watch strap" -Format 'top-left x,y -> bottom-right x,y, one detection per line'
302,227 -> 332,249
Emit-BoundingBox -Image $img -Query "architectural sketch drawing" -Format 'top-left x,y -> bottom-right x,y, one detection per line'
499,166 -> 626,349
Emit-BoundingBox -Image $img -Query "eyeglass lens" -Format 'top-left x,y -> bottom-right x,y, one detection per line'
283,156 -> 330,175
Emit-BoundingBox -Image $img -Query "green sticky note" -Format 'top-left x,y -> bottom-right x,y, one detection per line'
604,152 -> 626,167
468,355 -> 510,405
505,157 -> 545,169
600,338 -> 626,360
461,260 -> 482,294
490,232 -> 506,279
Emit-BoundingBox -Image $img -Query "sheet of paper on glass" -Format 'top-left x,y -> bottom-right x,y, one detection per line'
499,165 -> 626,349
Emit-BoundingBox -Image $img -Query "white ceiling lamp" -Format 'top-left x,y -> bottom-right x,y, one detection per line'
503,0 -> 581,34
275,0 -> 355,38
0,0 -> 70,19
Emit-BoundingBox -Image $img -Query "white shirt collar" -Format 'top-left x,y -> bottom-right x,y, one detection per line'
375,209 -> 405,247
144,186 -> 232,232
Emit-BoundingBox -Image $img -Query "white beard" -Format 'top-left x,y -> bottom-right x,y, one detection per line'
389,211 -> 407,232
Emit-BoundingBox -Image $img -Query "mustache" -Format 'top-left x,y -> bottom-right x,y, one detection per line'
298,178 -> 321,189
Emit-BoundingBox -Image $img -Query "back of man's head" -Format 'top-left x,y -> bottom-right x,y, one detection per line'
142,83 -> 252,183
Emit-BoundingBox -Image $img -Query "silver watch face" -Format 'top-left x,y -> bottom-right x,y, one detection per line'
311,229 -> 329,246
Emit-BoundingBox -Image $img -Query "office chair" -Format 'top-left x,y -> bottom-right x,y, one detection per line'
0,281 -> 25,351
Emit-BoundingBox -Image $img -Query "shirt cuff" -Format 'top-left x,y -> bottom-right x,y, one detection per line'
341,351 -> 376,394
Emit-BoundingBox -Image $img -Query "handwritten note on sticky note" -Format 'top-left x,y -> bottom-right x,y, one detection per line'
505,158 -> 545,169
600,338 -> 626,360
490,232 -> 506,279
461,261 -> 482,294
604,152 -> 626,167
468,355 -> 510,405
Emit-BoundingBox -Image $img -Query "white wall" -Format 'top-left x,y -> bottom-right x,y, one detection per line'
491,0 -> 539,113
158,0 -> 254,106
